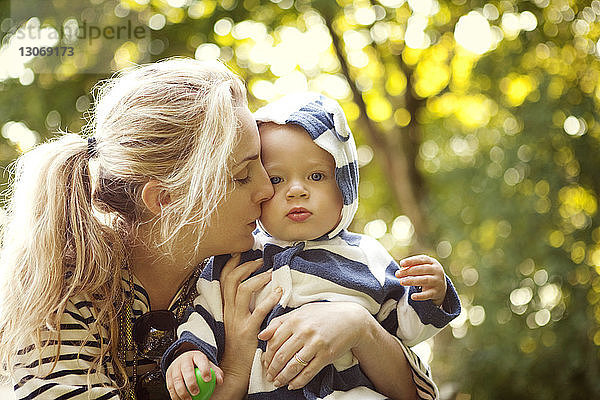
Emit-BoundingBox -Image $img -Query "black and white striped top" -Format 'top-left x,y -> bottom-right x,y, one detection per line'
12,273 -> 161,400
12,267 -> 439,399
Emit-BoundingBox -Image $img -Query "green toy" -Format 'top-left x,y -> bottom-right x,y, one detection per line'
190,367 -> 216,400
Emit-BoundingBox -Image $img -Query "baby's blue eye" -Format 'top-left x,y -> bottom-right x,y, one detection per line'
270,176 -> 282,184
310,172 -> 324,181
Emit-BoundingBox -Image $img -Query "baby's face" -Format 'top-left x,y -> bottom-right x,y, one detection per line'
259,123 -> 343,241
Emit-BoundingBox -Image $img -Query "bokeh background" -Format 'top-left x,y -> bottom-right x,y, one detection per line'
1,0 -> 600,398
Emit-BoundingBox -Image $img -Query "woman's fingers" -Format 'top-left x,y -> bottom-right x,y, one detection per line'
270,346 -> 314,388
252,286 -> 283,326
260,302 -> 369,390
258,314 -> 286,341
220,253 -> 247,283
287,353 -> 323,390
235,269 -> 272,308
264,332 -> 303,384
220,253 -> 242,301
220,253 -> 241,276
225,258 -> 264,288
261,316 -> 293,371
221,256 -> 264,304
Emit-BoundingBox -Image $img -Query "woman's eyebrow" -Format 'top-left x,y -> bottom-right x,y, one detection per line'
234,153 -> 259,167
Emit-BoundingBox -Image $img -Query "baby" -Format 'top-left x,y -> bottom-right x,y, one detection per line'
162,93 -> 461,399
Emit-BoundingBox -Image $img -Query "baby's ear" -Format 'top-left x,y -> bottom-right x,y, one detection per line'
140,179 -> 171,215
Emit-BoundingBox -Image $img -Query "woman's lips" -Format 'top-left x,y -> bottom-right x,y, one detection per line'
287,207 -> 312,222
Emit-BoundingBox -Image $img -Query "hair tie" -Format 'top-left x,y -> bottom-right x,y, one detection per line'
87,137 -> 98,158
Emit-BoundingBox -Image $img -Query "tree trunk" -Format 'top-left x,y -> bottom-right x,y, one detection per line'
319,10 -> 429,250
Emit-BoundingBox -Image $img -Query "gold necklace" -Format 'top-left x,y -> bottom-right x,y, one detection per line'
118,264 -> 137,400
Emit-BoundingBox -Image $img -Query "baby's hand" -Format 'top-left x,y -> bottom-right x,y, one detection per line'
395,255 -> 447,306
165,350 -> 223,400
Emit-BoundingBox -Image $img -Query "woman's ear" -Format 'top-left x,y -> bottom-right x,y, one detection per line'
141,180 -> 171,215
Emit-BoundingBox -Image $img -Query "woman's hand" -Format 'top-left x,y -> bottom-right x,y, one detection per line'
257,302 -> 418,400
213,254 -> 282,399
257,301 -> 369,390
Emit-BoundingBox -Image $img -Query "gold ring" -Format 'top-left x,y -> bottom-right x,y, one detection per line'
294,353 -> 309,367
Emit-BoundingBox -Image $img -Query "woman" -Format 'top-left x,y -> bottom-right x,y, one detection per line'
0,58 -> 437,400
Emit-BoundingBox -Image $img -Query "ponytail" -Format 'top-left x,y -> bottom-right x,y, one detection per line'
0,133 -> 128,384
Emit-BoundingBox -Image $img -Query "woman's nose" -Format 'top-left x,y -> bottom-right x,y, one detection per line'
286,181 -> 309,199
254,164 -> 274,204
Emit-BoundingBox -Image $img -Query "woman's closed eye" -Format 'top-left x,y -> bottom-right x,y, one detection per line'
233,170 -> 251,184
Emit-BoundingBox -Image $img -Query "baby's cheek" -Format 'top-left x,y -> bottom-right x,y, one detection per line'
259,200 -> 279,232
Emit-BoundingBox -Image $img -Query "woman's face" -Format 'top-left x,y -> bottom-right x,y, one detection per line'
200,105 -> 273,256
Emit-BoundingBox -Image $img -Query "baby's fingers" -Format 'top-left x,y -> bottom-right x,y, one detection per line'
182,359 -> 201,397
194,352 -> 219,382
167,370 -> 191,400
396,274 -> 436,287
205,361 -> 225,385
395,263 -> 439,278
399,255 -> 435,268
410,288 -> 438,302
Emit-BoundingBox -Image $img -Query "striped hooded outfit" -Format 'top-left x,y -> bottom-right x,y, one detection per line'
162,93 -> 460,399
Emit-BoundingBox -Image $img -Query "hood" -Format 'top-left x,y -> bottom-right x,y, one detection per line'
254,92 -> 359,239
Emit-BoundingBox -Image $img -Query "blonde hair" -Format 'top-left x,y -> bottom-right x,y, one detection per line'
0,58 -> 246,387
